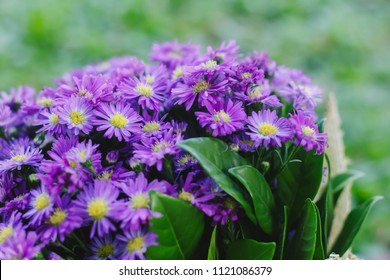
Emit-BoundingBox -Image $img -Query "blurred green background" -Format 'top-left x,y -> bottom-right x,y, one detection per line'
0,0 -> 389,259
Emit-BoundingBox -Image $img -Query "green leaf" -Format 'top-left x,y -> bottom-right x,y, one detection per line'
332,170 -> 363,203
228,165 -> 275,235
177,138 -> 256,224
277,149 -> 324,220
286,199 -> 318,260
146,191 -> 205,260
207,226 -> 219,260
226,239 -> 276,260
313,203 -> 325,259
330,196 -> 383,256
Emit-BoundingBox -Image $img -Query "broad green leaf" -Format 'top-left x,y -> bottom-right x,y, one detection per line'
286,199 -> 318,260
147,191 -> 205,260
177,138 -> 256,223
207,226 -> 218,260
313,203 -> 325,259
330,196 -> 383,256
277,149 -> 324,220
228,165 -> 275,235
226,239 -> 276,260
332,170 -> 363,204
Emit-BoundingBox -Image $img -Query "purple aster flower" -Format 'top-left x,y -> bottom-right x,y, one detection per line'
1,194 -> 29,216
117,229 -> 158,260
35,109 -> 67,135
56,96 -> 95,135
213,197 -> 239,225
0,145 -> 43,174
57,74 -> 110,104
246,109 -> 292,148
66,139 -> 102,171
235,81 -> 282,107
0,212 -> 24,245
231,134 -> 257,152
177,173 -> 216,216
174,153 -> 198,173
119,75 -> 165,111
172,72 -> 229,111
206,40 -> 240,63
71,180 -> 120,238
150,40 -> 201,70
141,112 -> 171,138
116,172 -> 166,231
271,66 -> 311,90
36,195 -> 83,243
0,229 -> 43,260
105,150 -> 119,164
24,186 -> 54,227
195,99 -> 246,137
93,102 -> 142,142
170,120 -> 188,135
88,235 -> 120,260
289,111 -> 328,154
133,129 -> 182,171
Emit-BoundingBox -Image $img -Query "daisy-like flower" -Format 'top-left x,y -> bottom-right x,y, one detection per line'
24,186 -> 54,227
56,96 -> 95,135
36,109 -> 67,135
88,235 -> 120,260
172,72 -> 228,111
93,102 -> 142,142
66,139 -> 102,171
133,129 -> 182,171
195,99 -> 246,137
119,76 -> 165,111
289,111 -> 328,154
117,229 -> 158,260
0,229 -> 43,260
57,74 -> 110,104
116,172 -> 166,231
0,212 -> 24,245
36,195 -> 83,243
0,145 -> 43,174
177,173 -> 216,216
72,180 -> 120,238
246,109 -> 292,148
141,112 -> 171,138
235,81 -> 282,107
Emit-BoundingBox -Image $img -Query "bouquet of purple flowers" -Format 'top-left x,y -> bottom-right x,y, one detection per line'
0,41 -> 379,260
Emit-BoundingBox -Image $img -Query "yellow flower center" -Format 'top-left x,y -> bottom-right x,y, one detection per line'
172,66 -> 184,79
50,113 -> 59,124
34,193 -> 50,211
193,80 -> 210,93
109,113 -> 128,128
77,150 -> 86,161
178,191 -> 192,203
145,75 -> 154,84
49,209 -> 67,226
258,123 -> 278,136
213,110 -> 231,123
10,155 -> 26,162
135,84 -> 153,97
249,86 -> 262,99
97,243 -> 114,259
37,97 -> 54,108
98,171 -> 113,181
201,59 -> 217,69
152,141 -> 169,153
127,236 -> 144,252
131,193 -> 149,209
69,111 -> 85,125
0,226 -> 13,244
178,154 -> 192,166
302,126 -> 315,137
69,160 -> 77,168
77,89 -> 92,98
240,140 -> 254,147
142,121 -> 161,132
87,199 -> 108,220
241,72 -> 253,79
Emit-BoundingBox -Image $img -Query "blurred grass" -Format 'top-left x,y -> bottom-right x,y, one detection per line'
0,0 -> 389,259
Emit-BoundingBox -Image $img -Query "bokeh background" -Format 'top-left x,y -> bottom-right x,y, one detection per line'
0,0 -> 389,259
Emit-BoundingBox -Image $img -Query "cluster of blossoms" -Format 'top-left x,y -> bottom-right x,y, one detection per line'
0,40 -> 327,260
